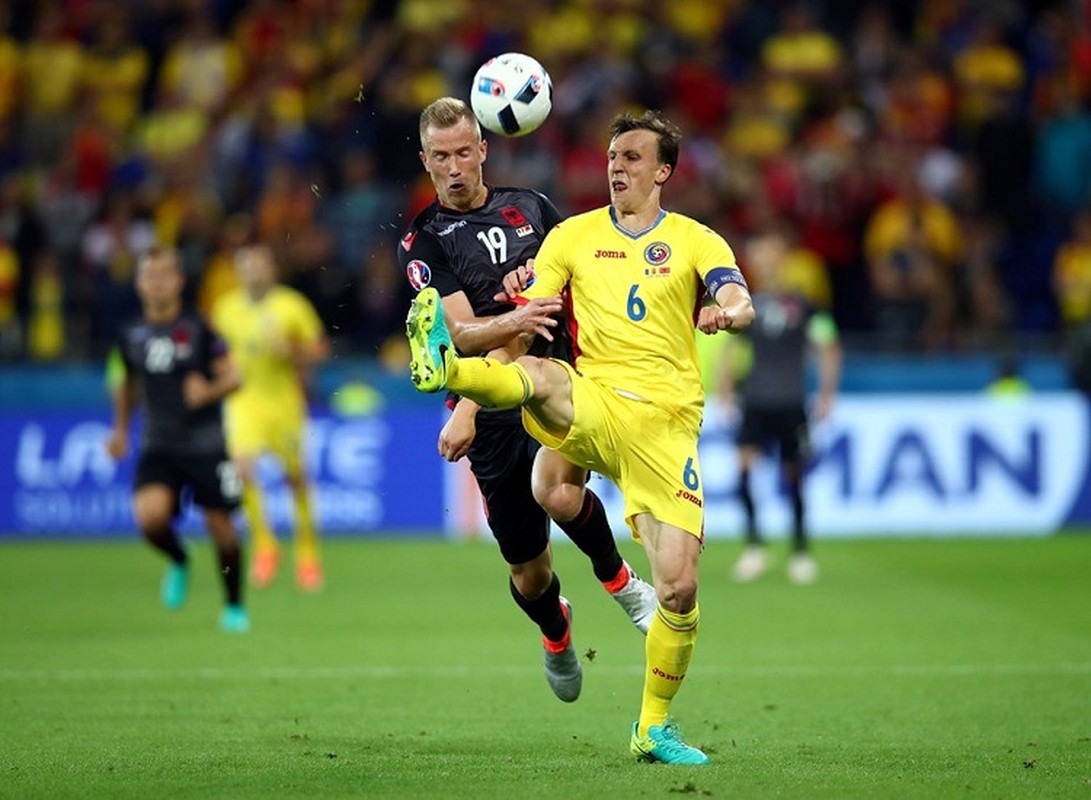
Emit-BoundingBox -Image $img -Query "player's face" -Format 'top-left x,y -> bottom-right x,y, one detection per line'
136,254 -> 183,311
236,247 -> 276,294
420,118 -> 488,212
607,129 -> 672,213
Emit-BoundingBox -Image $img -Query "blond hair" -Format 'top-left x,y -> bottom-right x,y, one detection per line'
419,97 -> 481,148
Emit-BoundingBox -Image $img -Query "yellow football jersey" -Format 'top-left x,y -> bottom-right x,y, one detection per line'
524,207 -> 738,412
212,285 -> 324,406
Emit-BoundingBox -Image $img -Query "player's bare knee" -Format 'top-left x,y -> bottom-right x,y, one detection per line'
533,481 -> 582,522
136,510 -> 172,539
655,577 -> 698,614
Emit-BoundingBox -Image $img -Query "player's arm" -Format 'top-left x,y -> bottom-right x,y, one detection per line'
106,346 -> 138,460
184,353 -> 241,409
441,290 -> 562,354
292,335 -> 330,371
808,312 -> 841,422
284,295 -> 331,382
183,325 -> 242,409
439,332 -> 534,462
698,269 -> 755,334
400,225 -> 562,353
693,227 -> 755,334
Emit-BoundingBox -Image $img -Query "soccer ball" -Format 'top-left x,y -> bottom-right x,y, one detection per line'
470,53 -> 552,137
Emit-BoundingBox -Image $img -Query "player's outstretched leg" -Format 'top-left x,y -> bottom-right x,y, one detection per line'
406,287 -> 453,393
406,288 -> 534,407
543,597 -> 582,702
630,721 -> 709,765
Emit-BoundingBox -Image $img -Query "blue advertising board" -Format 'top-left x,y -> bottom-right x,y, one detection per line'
1,409 -> 446,537
446,393 -> 1091,539
3,393 -> 1091,539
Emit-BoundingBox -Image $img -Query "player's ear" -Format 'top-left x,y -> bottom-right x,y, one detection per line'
655,162 -> 672,186
480,137 -> 488,163
419,150 -> 428,167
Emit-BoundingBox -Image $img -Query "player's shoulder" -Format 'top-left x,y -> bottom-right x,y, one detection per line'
182,309 -> 214,330
664,210 -> 716,233
551,206 -> 609,234
212,287 -> 246,315
490,185 -> 551,205
173,310 -> 217,344
665,211 -> 734,247
269,284 -> 308,304
117,315 -> 146,342
401,200 -> 442,238
398,203 -> 444,261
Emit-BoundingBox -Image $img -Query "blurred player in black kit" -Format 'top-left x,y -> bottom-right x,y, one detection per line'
106,247 -> 250,632
717,227 -> 841,585
398,97 -> 656,701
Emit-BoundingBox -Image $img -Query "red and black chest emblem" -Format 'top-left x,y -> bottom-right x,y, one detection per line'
500,206 -> 527,227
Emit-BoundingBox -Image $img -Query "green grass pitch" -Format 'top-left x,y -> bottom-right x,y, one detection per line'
2,534 -> 1089,799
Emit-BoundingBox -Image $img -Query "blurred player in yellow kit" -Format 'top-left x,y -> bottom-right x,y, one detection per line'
213,244 -> 330,591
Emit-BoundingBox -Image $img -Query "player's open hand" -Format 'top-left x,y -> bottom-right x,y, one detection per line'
438,402 -> 477,462
183,372 -> 214,408
494,259 -> 536,302
509,296 -> 563,341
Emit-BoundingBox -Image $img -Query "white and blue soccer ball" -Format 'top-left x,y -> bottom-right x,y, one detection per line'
470,52 -> 552,137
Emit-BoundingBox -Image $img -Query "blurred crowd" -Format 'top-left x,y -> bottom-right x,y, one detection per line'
0,0 -> 1090,365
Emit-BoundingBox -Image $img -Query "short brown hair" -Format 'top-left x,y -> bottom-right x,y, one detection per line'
137,246 -> 181,273
419,97 -> 481,147
609,110 -> 682,173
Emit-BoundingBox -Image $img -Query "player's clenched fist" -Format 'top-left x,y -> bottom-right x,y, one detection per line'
698,304 -> 751,334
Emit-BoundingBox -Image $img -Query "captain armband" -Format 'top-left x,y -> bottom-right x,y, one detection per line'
704,267 -> 749,296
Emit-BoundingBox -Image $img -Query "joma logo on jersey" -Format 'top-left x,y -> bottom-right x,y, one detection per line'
595,249 -> 627,259
675,488 -> 702,507
652,667 -> 685,682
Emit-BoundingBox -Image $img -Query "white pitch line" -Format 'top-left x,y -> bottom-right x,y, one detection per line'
0,663 -> 1089,682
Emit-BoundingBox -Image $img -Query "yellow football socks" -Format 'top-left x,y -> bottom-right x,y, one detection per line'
292,482 -> 319,563
638,603 -> 699,735
447,357 -> 533,409
243,483 -> 277,553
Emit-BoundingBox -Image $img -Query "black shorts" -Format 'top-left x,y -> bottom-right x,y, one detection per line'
135,449 -> 243,514
468,422 -> 550,565
737,405 -> 810,463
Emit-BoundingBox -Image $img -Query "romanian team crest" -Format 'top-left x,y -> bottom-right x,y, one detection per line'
406,260 -> 431,291
644,242 -> 671,266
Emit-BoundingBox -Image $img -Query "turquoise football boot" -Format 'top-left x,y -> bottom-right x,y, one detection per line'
630,721 -> 709,765
405,287 -> 454,393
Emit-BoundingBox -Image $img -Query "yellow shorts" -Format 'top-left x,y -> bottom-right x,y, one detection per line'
224,398 -> 307,475
521,360 -> 704,541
